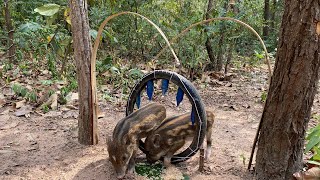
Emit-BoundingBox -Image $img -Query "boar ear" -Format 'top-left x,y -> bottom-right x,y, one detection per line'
153,134 -> 161,148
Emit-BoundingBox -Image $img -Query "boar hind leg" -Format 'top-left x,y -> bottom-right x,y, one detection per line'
205,129 -> 213,160
163,140 -> 185,167
205,111 -> 215,160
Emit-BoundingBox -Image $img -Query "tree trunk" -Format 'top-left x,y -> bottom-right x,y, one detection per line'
4,0 -> 15,62
216,25 -> 225,71
255,0 -> 320,179
69,0 -> 98,145
263,0 -> 270,39
215,1 -> 229,72
224,42 -> 233,74
204,0 -> 215,71
270,0 -> 276,31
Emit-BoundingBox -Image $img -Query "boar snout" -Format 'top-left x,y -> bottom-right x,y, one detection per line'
116,170 -> 126,179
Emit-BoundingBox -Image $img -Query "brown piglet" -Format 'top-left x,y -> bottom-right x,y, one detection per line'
144,110 -> 215,167
107,103 -> 166,178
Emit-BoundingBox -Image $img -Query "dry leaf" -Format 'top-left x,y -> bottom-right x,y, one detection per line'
14,105 -> 32,117
50,94 -> 58,110
97,107 -> 105,119
2,87 -> 14,96
293,167 -> 320,180
66,92 -> 78,105
36,90 -> 51,107
0,99 -> 6,108
63,110 -> 78,119
44,111 -> 62,118
14,99 -> 26,109
41,93 -> 58,111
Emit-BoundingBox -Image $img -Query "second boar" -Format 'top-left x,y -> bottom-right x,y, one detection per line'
144,110 -> 215,167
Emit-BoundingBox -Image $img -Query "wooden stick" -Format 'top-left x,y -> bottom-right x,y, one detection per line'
199,148 -> 205,172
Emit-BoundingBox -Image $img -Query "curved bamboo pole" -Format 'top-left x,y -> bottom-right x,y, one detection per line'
90,12 -> 180,139
154,17 -> 272,77
91,11 -> 180,67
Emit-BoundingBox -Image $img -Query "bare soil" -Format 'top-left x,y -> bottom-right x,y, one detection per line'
1,66 -> 319,180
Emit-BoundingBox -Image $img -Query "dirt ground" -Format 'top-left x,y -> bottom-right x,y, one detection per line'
1,67 -> 319,180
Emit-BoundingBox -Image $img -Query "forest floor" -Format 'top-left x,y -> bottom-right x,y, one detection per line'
0,65 -> 319,180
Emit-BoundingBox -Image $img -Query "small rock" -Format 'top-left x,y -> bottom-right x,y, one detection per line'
225,82 -> 232,87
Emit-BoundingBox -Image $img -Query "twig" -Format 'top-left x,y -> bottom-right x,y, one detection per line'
199,148 -> 205,172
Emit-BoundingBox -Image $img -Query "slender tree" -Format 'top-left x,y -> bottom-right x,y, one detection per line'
255,0 -> 320,179
3,0 -> 15,62
262,0 -> 270,39
204,0 -> 215,71
69,0 -> 98,145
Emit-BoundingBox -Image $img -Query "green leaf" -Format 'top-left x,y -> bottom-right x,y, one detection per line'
41,80 -> 54,85
110,66 -> 120,74
311,146 -> 320,161
89,29 -> 98,39
307,125 -> 320,140
34,4 -> 60,16
18,22 -> 42,33
128,69 -> 143,78
307,160 -> 320,166
305,135 -> 320,153
104,30 -> 118,43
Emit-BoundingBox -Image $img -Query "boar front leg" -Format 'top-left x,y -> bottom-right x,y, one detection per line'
163,140 -> 185,167
127,150 -> 136,174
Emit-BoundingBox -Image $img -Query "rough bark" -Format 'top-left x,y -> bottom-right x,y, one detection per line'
204,0 -> 215,71
255,0 -> 320,179
4,0 -> 15,62
69,0 -> 98,145
263,0 -> 270,39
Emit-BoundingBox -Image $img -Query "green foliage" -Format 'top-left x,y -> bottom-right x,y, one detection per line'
135,163 -> 163,180
12,83 -> 37,102
12,83 -> 29,97
42,104 -> 50,113
60,78 -> 78,98
305,115 -> 320,164
1,0 -> 283,105
260,91 -> 267,103
26,91 -> 38,102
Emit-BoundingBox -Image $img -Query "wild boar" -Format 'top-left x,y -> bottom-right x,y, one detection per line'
107,103 -> 166,179
144,110 -> 215,167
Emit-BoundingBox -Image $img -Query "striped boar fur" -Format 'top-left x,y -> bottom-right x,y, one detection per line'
107,103 -> 166,178
144,110 -> 215,167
